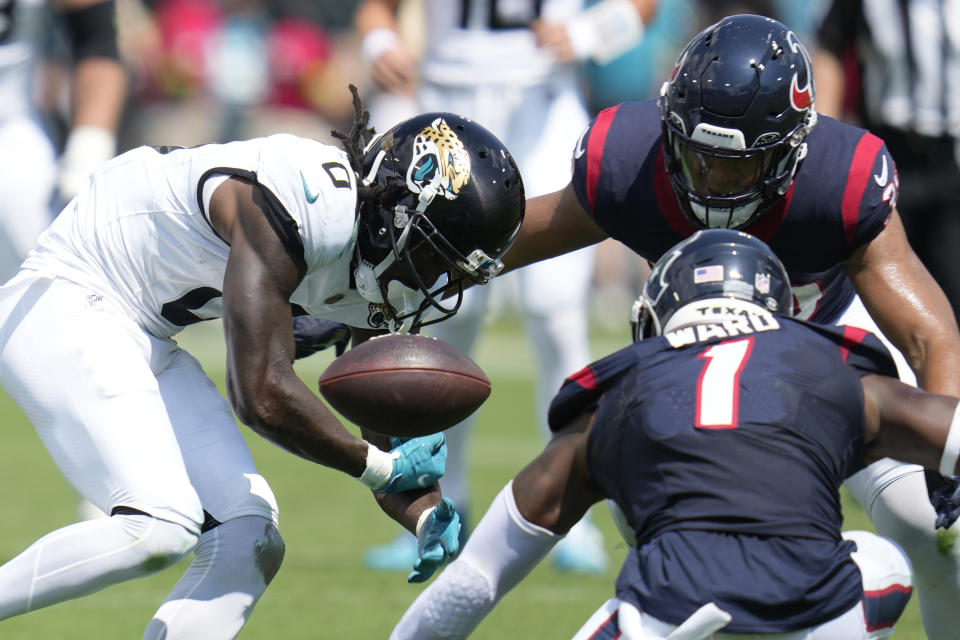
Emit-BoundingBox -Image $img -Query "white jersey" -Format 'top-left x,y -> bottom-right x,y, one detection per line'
22,134 -> 407,337
420,0 -> 582,86
0,0 -> 46,123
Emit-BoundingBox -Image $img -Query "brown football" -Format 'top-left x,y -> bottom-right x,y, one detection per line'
317,334 -> 491,438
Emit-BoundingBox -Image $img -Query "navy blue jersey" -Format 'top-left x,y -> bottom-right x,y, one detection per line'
548,318 -> 898,632
571,100 -> 898,323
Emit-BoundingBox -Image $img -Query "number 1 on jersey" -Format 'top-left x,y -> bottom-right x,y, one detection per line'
695,338 -> 754,429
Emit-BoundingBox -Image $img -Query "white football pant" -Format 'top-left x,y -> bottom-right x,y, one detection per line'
0,273 -> 282,638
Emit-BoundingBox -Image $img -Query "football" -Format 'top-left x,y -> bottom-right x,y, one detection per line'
317,334 -> 491,438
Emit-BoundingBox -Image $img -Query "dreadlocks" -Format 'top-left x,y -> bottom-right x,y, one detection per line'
333,84 -> 406,206
332,85 -> 376,180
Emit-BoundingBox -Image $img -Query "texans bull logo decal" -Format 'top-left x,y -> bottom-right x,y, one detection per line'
787,31 -> 813,112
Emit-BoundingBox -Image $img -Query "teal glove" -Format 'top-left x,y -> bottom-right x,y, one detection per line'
360,433 -> 447,493
408,498 -> 461,583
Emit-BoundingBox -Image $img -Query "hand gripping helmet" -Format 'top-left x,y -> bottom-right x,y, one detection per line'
632,229 -> 792,341
355,112 -> 524,331
659,14 -> 817,229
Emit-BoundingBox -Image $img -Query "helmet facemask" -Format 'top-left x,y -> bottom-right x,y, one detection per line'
355,183 -> 506,333
661,100 -> 815,229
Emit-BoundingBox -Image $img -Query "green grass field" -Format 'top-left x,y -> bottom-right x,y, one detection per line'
0,316 -> 928,638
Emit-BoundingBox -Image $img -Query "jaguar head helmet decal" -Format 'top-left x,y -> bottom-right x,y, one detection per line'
406,117 -> 471,200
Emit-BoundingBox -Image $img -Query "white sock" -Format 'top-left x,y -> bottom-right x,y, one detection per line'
0,514 -> 196,619
144,515 -> 284,640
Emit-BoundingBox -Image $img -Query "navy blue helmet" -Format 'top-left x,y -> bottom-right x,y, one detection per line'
632,229 -> 793,341
659,14 -> 817,229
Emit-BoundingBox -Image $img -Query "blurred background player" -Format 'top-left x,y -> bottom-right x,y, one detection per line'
391,230 -> 940,639
354,0 -> 657,575
0,0 -> 125,283
812,0 -> 960,323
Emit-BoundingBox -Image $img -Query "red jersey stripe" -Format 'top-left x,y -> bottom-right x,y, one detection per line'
569,365 -> 598,390
586,106 -> 620,216
839,325 -> 871,362
864,584 -> 912,598
842,132 -> 884,245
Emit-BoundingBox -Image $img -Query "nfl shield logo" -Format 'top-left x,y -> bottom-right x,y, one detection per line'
755,273 -> 771,294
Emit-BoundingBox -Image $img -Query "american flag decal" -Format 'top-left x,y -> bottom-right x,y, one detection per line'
694,265 -> 724,283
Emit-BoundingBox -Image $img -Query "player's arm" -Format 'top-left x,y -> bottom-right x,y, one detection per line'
500,184 -> 608,274
212,179 -> 445,502
391,409 -> 604,638
213,177 -> 369,475
862,374 -> 960,473
512,409 -> 606,533
55,0 -> 126,201
845,209 -> 960,396
862,375 -> 960,529
354,0 -> 417,95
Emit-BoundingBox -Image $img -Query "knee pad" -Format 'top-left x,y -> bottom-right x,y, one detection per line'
248,518 -> 285,585
201,516 -> 285,587
844,531 -> 913,638
114,514 -> 198,572
145,516 -> 283,639
844,530 -> 913,591
421,559 -> 496,638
